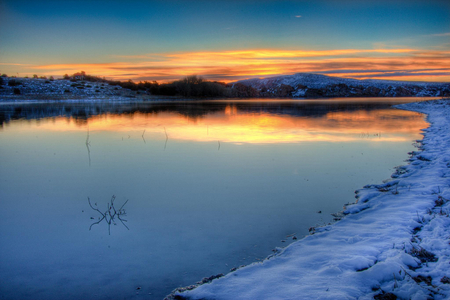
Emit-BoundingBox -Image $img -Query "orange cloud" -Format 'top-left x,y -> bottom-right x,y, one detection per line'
28,48 -> 450,83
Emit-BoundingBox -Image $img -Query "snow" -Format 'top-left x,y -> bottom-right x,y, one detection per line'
0,77 -> 125,97
0,77 -> 168,102
239,73 -> 449,90
174,99 -> 450,299
237,73 -> 450,98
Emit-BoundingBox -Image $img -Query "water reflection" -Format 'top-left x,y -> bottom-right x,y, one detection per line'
88,196 -> 129,235
0,99 -> 428,144
85,127 -> 91,166
0,98 -> 430,300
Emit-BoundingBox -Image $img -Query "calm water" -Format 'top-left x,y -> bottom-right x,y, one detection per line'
0,98 -> 429,300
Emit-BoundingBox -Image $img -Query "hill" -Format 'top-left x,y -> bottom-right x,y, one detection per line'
2,73 -> 449,100
234,73 -> 450,98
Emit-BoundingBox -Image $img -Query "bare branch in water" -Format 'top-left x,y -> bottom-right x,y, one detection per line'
88,197 -> 104,215
142,129 -> 146,143
118,199 -> 129,211
88,195 -> 129,235
85,127 -> 91,166
86,126 -> 90,146
164,127 -> 169,150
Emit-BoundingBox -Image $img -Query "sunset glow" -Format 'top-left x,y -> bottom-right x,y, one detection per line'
1,0 -> 449,83
12,48 -> 447,83
2,1 -> 450,299
27,106 -> 426,144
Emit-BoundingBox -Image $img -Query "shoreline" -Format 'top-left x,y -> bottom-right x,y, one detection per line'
0,90 -> 450,299
169,99 -> 450,299
0,94 -> 444,105
1,76 -> 449,101
0,94 -> 184,103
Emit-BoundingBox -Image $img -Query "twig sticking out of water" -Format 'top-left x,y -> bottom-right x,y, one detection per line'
164,127 -> 169,150
85,127 -> 91,166
218,140 -> 221,151
86,127 -> 90,145
88,196 -> 129,235
142,129 -> 146,144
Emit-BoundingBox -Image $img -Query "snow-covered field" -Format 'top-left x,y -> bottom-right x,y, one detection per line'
173,99 -> 450,300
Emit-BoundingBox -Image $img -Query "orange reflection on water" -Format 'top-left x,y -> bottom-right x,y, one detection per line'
32,105 -> 427,144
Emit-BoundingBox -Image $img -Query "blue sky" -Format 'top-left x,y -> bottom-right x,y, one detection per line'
1,0 -> 449,82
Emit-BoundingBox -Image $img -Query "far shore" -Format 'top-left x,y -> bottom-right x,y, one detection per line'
0,94 -> 445,104
1,75 -> 449,101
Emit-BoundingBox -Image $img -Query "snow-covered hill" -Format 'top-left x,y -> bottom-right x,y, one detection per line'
234,73 -> 450,98
0,77 -> 142,100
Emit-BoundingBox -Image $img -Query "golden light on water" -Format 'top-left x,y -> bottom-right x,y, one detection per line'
27,105 -> 427,144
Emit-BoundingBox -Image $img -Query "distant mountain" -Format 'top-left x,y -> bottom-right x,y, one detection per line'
233,73 -> 450,98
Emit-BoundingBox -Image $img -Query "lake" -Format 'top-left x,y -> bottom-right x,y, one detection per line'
0,98 -> 430,299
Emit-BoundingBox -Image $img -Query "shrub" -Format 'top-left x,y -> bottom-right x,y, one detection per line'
33,74 -> 38,79
0,77 -> 3,85
1,74 -> 7,77
156,83 -> 177,96
13,88 -> 21,95
171,75 -> 227,97
8,79 -> 22,86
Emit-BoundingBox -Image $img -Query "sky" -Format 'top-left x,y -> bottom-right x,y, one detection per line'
0,0 -> 449,83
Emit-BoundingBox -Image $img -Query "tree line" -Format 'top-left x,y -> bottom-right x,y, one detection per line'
62,72 -> 258,98
76,74 -> 236,97
1,72 -> 259,98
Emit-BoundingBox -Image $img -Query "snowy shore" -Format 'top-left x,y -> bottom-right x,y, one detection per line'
172,99 -> 450,300
0,77 -> 165,101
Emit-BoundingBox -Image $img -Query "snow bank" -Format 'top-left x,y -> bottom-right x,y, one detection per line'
175,99 -> 450,299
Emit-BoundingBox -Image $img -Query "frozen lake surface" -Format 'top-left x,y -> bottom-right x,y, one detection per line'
0,98 -> 429,299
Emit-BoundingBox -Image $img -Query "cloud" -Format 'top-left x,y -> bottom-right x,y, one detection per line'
0,63 -> 31,66
295,15 -> 302,18
22,48 -> 450,83
429,32 -> 450,37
